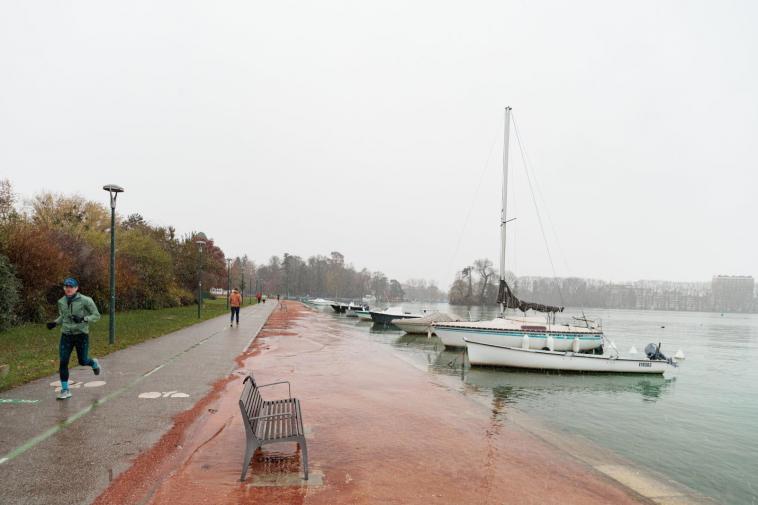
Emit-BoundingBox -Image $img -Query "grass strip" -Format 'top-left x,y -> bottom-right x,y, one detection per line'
0,299 -> 251,392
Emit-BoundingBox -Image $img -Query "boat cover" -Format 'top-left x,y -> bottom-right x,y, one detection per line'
496,280 -> 564,314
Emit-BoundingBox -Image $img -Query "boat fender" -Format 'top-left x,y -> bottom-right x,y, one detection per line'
546,334 -> 555,352
674,349 -> 685,360
521,334 -> 530,349
572,337 -> 580,353
427,326 -> 432,339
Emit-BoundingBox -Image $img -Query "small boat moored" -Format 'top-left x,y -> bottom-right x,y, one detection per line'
433,318 -> 603,351
465,338 -> 680,374
331,302 -> 368,314
369,306 -> 426,325
305,298 -> 336,306
392,312 -> 458,335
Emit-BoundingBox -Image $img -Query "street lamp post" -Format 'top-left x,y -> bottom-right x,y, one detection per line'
196,232 -> 207,318
226,258 -> 232,309
102,184 -> 124,345
240,258 -> 247,306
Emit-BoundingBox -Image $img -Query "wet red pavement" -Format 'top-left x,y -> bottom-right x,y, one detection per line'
95,302 -> 652,505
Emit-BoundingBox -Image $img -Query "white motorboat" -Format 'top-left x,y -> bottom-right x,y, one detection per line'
434,106 -> 603,353
369,306 -> 425,325
355,310 -> 373,321
306,298 -> 335,306
331,302 -> 368,314
465,338 -> 679,374
345,303 -> 369,317
391,312 -> 457,335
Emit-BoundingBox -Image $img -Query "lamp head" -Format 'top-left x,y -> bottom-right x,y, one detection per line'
102,184 -> 125,209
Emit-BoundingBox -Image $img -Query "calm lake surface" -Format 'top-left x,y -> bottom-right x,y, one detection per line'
323,303 -> 758,505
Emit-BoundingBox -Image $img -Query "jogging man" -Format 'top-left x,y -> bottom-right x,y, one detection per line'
46,277 -> 102,400
229,288 -> 242,326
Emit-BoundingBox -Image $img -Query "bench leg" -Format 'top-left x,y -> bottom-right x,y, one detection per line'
240,440 -> 258,482
299,437 -> 309,480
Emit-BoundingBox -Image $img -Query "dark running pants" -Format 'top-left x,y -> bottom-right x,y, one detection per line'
59,333 -> 95,382
231,307 -> 240,323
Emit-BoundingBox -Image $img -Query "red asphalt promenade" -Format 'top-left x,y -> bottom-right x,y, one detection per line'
93,301 -> 673,505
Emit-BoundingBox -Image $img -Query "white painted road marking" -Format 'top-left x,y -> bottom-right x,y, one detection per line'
50,380 -> 106,391
138,391 -> 190,399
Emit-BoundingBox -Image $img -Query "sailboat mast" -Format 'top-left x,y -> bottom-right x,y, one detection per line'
499,106 -> 511,316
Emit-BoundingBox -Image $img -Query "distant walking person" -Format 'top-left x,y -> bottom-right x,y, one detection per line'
256,292 -> 262,304
262,294 -> 267,304
230,288 -> 242,326
46,278 -> 101,400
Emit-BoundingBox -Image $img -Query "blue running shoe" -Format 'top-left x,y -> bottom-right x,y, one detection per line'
92,359 -> 101,376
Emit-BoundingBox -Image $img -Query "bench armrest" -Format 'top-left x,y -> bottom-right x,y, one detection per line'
258,380 -> 292,399
251,412 -> 294,421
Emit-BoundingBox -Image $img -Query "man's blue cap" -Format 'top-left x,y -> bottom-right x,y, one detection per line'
63,277 -> 79,287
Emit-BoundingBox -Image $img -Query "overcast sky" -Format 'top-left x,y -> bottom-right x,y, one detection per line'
2,1 -> 757,289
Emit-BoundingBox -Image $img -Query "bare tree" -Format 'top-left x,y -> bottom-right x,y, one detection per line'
461,266 -> 474,305
474,258 -> 496,305
0,178 -> 18,223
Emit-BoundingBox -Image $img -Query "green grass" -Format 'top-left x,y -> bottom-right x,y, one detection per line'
0,299 -> 251,392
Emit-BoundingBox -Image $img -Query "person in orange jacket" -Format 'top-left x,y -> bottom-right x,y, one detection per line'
230,288 -> 242,326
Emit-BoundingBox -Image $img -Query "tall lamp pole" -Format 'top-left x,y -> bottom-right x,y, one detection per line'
196,232 -> 207,318
240,257 -> 247,306
226,258 -> 232,309
103,184 -> 124,345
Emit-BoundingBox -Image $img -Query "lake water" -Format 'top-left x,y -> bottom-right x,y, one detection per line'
325,303 -> 758,505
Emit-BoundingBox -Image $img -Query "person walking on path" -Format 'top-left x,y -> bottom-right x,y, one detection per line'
229,288 -> 242,327
46,277 -> 102,400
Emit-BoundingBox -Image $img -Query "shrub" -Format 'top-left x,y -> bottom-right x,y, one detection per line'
4,224 -> 72,321
167,286 -> 195,307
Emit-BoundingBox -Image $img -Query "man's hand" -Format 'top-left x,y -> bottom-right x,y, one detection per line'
46,322 -> 57,330
71,315 -> 85,324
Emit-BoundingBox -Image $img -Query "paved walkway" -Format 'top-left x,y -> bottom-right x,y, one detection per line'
0,301 -> 276,505
96,302 -> 678,505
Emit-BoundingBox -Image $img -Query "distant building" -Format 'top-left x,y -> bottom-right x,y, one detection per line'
711,275 -> 754,313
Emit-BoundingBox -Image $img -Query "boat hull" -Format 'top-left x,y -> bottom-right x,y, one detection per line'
332,303 -> 368,314
370,312 -> 421,325
433,324 -> 603,351
392,320 -> 432,334
465,338 -> 673,374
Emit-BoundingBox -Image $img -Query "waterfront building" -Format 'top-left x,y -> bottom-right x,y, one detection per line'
711,275 -> 755,313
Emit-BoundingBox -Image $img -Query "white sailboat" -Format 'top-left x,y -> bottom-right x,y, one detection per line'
433,106 -> 604,352
438,107 -> 680,374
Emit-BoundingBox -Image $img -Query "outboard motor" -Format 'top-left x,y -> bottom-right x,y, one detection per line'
645,342 -> 667,361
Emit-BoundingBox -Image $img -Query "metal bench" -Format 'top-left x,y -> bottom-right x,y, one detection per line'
238,374 -> 308,481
